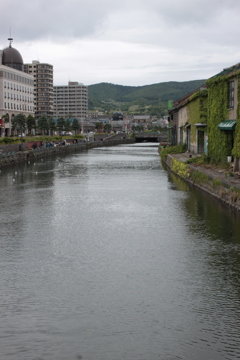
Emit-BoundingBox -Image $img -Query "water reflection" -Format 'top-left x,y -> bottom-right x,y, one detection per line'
168,169 -> 240,241
1,144 -> 240,360
168,169 -> 240,359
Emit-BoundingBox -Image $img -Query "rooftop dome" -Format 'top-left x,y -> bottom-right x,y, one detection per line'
2,40 -> 24,71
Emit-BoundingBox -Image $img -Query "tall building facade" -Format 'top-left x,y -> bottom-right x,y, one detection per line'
24,60 -> 53,118
53,81 -> 88,120
0,39 -> 34,136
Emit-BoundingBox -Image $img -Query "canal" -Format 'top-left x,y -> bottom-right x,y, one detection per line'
1,143 -> 240,360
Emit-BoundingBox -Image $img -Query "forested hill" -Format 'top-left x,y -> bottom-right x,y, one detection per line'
88,80 -> 206,116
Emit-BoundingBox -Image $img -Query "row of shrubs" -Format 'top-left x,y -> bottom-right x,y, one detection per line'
159,144 -> 187,161
0,135 -> 85,146
159,144 -> 230,169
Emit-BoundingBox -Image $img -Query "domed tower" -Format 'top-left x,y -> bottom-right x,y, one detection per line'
0,38 -> 35,137
2,38 -> 24,71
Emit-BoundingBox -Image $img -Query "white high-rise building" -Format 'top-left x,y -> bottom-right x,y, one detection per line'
24,60 -> 54,119
53,81 -> 88,120
0,39 -> 34,136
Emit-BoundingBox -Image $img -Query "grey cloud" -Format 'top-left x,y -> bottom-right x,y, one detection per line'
1,0 -> 118,43
149,0 -> 240,26
1,0 -> 240,86
1,0 -> 240,45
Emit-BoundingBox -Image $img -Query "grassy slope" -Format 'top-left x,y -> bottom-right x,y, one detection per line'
88,80 -> 206,102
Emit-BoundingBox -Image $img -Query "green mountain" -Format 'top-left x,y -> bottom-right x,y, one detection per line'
88,80 -> 206,117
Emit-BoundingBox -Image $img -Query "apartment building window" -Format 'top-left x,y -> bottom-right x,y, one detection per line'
228,81 -> 234,109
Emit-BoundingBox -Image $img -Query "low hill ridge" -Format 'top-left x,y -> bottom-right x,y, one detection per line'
88,80 -> 206,116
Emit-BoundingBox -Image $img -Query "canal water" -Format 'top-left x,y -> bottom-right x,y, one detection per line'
1,143 -> 240,360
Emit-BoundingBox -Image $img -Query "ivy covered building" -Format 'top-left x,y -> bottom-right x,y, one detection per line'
206,63 -> 240,168
168,62 -> 240,168
168,85 -> 208,154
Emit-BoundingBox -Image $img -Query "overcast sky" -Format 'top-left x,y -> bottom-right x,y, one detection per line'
1,0 -> 240,86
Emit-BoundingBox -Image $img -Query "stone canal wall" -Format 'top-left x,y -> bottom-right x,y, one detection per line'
164,153 -> 240,212
0,139 -> 135,168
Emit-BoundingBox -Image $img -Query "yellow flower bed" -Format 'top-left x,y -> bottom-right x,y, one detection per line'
172,158 -> 190,179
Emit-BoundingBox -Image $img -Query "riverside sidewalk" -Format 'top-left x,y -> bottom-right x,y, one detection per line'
171,152 -> 240,190
164,151 -> 240,211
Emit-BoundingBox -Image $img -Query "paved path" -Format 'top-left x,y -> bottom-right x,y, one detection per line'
171,152 -> 240,190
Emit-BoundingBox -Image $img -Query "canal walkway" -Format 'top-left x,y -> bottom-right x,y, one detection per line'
165,152 -> 240,211
0,138 -> 135,168
172,152 -> 240,190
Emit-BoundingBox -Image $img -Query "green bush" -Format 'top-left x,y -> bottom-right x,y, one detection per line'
160,144 -> 187,160
0,137 -> 16,144
129,132 -> 135,139
186,155 -> 205,164
0,134 -> 85,147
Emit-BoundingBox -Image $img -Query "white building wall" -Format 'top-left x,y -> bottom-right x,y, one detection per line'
54,82 -> 88,120
24,61 -> 54,118
0,65 -> 34,135
177,106 -> 188,145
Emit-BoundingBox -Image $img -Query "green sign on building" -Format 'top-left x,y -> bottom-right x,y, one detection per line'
168,100 -> 173,110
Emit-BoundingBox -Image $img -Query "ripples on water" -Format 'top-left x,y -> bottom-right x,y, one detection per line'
1,143 -> 240,360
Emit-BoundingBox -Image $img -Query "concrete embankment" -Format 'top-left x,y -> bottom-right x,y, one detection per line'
0,139 -> 135,168
163,152 -> 240,212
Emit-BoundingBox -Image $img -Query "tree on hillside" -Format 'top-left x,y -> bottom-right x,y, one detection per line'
26,115 -> 36,134
121,104 -> 129,112
148,105 -> 166,117
37,116 -> 49,135
12,113 -> 26,136
72,119 -> 79,135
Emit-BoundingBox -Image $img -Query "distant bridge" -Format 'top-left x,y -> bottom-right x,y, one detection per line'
134,132 -> 168,143
103,131 -> 168,143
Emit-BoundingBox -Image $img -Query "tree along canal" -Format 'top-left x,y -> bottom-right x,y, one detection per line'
1,143 -> 240,360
